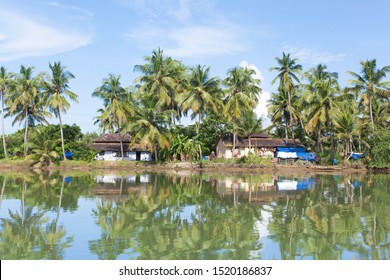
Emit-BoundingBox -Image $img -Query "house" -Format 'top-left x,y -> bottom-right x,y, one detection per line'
92,133 -> 152,161
216,132 -> 312,160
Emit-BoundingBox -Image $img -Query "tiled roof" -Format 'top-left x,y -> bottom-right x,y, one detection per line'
93,133 -> 131,143
248,132 -> 270,138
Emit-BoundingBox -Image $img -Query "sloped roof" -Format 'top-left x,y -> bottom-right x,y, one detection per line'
248,132 -> 270,139
93,133 -> 131,143
219,133 -> 246,147
92,133 -> 149,151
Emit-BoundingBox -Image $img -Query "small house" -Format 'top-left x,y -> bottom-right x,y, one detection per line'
92,133 -> 152,161
216,132 -> 313,161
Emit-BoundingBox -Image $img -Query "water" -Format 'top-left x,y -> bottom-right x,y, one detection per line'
0,171 -> 389,260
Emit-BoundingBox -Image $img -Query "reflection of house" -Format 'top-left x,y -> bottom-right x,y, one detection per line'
92,133 -> 152,161
216,132 -> 305,159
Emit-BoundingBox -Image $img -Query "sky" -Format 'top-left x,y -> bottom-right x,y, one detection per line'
1,0 -> 389,134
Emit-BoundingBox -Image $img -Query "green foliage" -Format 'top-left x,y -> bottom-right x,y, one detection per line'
238,153 -> 272,166
366,129 -> 390,168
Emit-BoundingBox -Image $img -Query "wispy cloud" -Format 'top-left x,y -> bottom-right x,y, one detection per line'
126,23 -> 246,58
0,4 -> 93,63
282,44 -> 345,65
115,0 -> 215,23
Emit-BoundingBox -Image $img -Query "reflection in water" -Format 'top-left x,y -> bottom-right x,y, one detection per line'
0,171 -> 389,260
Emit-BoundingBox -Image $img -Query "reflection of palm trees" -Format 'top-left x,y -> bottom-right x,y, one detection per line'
0,176 -> 73,259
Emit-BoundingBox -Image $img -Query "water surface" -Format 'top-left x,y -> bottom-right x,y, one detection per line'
0,171 -> 389,260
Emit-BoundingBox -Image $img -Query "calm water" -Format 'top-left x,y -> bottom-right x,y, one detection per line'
0,171 -> 389,260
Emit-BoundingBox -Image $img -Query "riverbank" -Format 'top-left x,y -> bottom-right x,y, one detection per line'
0,159 -> 387,174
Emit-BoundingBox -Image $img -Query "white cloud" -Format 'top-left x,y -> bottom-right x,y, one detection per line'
239,60 -> 271,125
126,24 -> 246,58
0,5 -> 93,63
282,44 -> 345,65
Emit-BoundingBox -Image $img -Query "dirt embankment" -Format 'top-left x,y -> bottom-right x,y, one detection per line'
0,160 -> 385,175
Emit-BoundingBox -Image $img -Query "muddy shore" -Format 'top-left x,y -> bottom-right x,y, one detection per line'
1,160 -> 387,175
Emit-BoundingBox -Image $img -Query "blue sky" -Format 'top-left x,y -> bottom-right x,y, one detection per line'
1,0 -> 389,134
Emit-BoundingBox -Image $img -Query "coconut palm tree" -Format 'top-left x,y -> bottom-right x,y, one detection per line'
267,89 -> 301,142
303,77 -> 341,153
126,98 -> 172,161
178,65 -> 222,160
236,110 -> 263,151
134,48 -> 183,124
333,102 -> 360,160
92,74 -> 133,159
270,52 -> 302,141
6,66 -> 50,158
27,127 -> 60,168
347,59 -> 390,129
44,62 -> 78,161
223,67 -> 261,153
179,65 -> 221,134
0,67 -> 9,158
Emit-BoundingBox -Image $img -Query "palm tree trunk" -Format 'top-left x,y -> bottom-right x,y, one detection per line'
232,130 -> 237,157
1,93 -> 8,159
285,116 -> 289,142
24,110 -> 29,159
119,134 -> 124,160
56,177 -> 65,226
58,111 -> 66,161
154,142 -> 158,161
369,95 -> 375,129
0,176 -> 6,209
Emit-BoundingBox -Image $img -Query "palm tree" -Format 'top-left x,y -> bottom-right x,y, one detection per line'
302,65 -> 343,153
179,65 -> 221,160
134,48 -> 182,124
27,127 -> 60,168
44,62 -> 78,161
333,102 -> 360,161
6,66 -> 50,158
92,74 -> 132,159
347,59 -> 390,129
223,67 -> 261,153
267,89 -> 300,142
270,52 -> 302,141
0,67 -> 9,158
303,77 -> 341,153
236,110 -> 263,151
179,65 -> 221,134
126,98 -> 172,161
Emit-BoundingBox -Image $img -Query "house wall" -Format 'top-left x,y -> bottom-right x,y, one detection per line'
140,152 -> 152,161
217,142 -> 275,159
95,150 -> 151,161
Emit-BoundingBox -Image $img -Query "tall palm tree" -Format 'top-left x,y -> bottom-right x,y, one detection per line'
347,59 -> 390,129
126,98 -> 172,161
302,65 -> 342,154
6,66 -> 50,158
134,48 -> 182,124
333,102 -> 360,160
0,67 -> 9,158
223,67 -> 261,153
303,77 -> 341,153
267,89 -> 301,142
179,65 -> 221,134
44,62 -> 78,160
178,65 -> 221,160
92,74 -> 132,159
270,52 -> 302,141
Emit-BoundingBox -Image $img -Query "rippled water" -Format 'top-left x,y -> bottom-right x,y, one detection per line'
0,171 -> 389,260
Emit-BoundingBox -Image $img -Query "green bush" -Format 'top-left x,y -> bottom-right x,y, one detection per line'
367,129 -> 390,168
